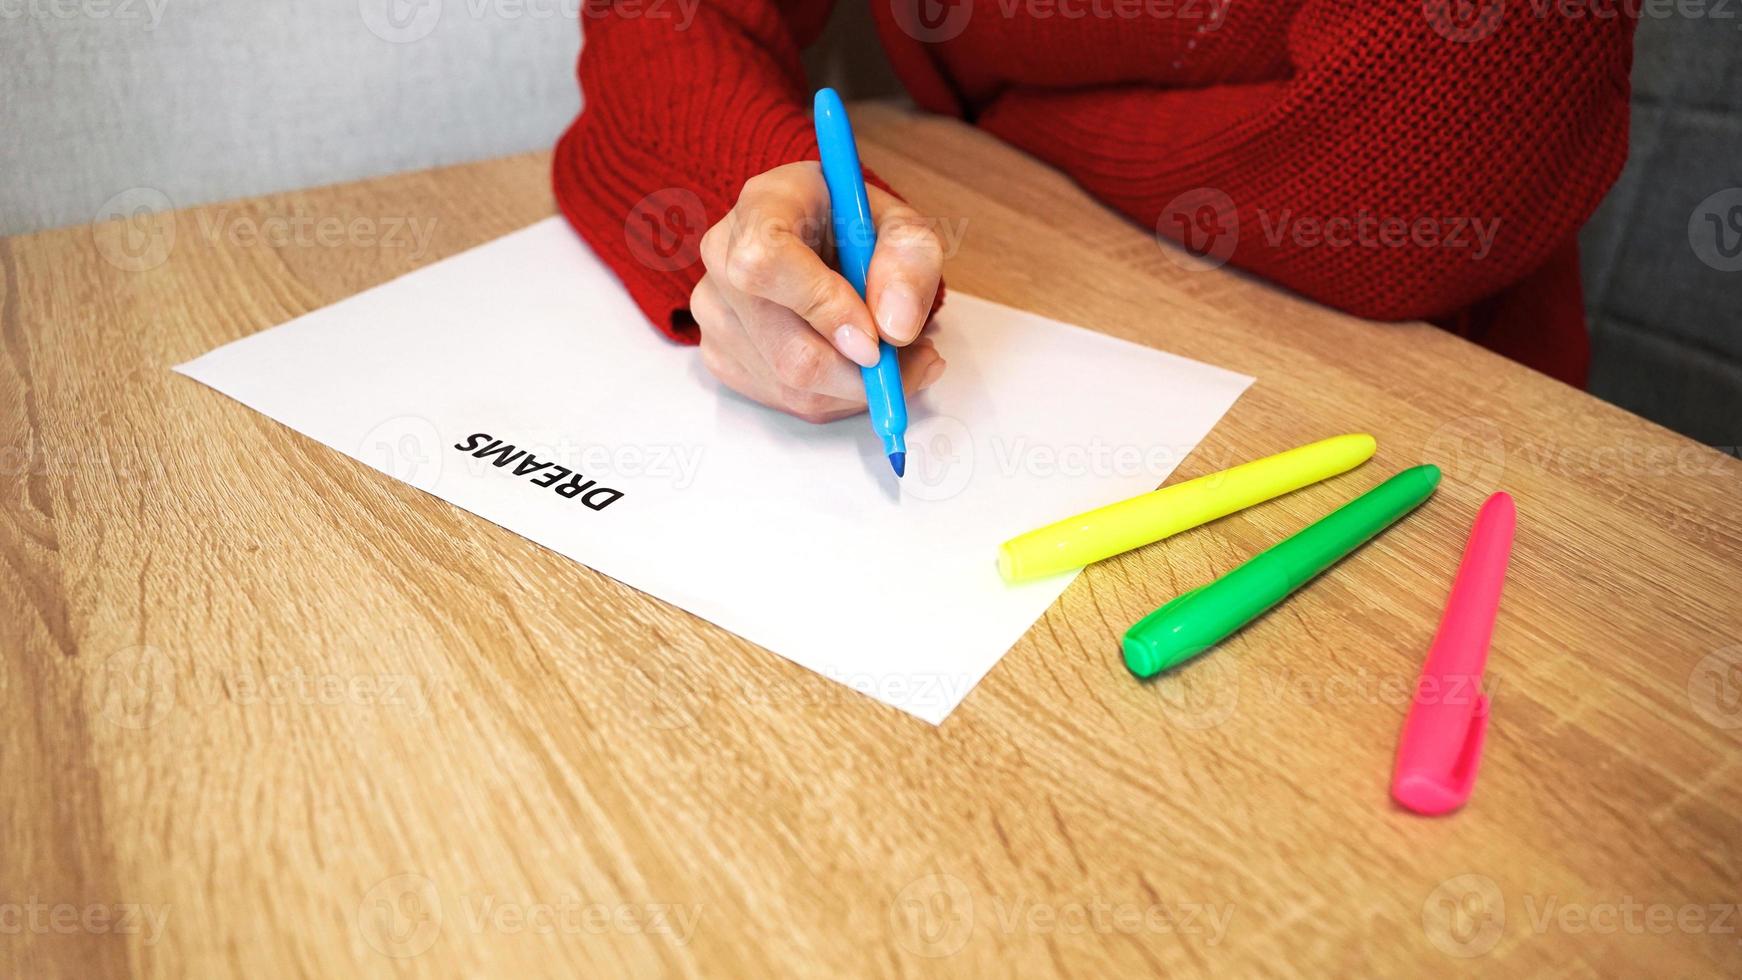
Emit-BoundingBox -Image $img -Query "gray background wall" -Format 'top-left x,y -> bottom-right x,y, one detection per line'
2,2 -> 1735,446
0,0 -> 581,235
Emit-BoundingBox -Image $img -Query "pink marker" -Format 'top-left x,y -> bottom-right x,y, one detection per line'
1392,492 -> 1516,815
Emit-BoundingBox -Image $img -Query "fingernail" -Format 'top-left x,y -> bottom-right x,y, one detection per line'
921,357 -> 946,388
833,325 -> 881,368
876,285 -> 921,344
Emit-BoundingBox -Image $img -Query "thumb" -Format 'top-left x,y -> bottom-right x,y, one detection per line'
864,191 -> 944,346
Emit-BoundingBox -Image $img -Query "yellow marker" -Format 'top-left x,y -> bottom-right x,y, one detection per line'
996,434 -> 1378,582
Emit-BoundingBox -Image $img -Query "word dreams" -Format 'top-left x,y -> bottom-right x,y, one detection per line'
454,433 -> 624,510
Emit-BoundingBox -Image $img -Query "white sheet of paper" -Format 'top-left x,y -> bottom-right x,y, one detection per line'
176,218 -> 1251,723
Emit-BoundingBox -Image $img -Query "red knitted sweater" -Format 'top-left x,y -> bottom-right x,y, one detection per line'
553,0 -> 1635,387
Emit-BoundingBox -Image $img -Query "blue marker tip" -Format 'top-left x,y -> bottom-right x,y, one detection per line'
889,452 -> 906,478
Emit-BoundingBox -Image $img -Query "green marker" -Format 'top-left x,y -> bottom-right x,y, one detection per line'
1124,465 -> 1441,678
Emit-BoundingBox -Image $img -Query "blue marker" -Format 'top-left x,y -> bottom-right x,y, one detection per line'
813,87 -> 908,478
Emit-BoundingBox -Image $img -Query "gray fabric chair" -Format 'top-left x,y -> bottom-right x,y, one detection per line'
1580,14 -> 1742,447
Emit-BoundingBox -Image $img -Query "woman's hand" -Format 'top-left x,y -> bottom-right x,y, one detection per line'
692,161 -> 945,423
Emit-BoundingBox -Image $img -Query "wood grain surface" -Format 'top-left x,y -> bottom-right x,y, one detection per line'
4,102 -> 1740,978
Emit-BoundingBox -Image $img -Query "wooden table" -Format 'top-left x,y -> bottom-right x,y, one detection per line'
5,102 -> 1740,978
